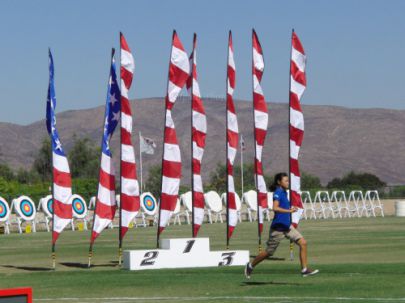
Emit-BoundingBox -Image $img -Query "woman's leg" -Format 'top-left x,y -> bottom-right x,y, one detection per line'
296,237 -> 307,269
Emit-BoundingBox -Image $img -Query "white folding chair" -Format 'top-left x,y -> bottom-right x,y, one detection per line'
313,191 -> 334,219
265,192 -> 273,221
0,197 -> 11,234
204,191 -> 223,223
364,190 -> 384,217
221,192 -> 242,223
36,195 -> 53,232
347,191 -> 363,217
301,191 -> 316,220
330,191 -> 350,218
88,196 -> 96,210
169,199 -> 182,225
242,190 -> 257,222
179,191 -> 192,224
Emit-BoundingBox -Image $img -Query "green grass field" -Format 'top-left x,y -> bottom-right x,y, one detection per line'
1,217 -> 405,302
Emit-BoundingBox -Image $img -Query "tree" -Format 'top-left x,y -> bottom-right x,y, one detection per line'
32,138 -> 52,182
327,171 -> 386,189
0,163 -> 15,181
68,135 -> 100,179
145,164 -> 162,199
301,172 -> 322,190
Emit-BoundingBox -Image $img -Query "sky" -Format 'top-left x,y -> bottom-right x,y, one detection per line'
0,0 -> 404,125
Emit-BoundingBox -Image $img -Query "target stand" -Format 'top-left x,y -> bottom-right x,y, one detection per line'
70,194 -> 88,230
123,237 -> 249,270
11,196 -> 36,234
0,197 -> 11,234
37,195 -> 53,232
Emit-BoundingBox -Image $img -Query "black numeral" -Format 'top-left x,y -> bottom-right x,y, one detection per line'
183,240 -> 195,253
218,252 -> 235,266
140,251 -> 159,266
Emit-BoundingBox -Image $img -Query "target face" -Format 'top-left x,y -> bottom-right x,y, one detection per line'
15,196 -> 36,221
70,194 -> 87,219
0,198 -> 10,222
40,195 -> 53,218
141,193 -> 157,216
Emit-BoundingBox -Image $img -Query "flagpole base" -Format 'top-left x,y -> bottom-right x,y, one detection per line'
52,252 -> 56,269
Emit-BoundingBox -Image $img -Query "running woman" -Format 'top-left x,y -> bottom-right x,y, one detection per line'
244,172 -> 319,278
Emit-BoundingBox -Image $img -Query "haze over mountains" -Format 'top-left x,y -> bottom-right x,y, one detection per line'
1,97 -> 404,185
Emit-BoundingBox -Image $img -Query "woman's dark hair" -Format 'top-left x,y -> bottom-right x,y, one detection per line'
269,172 -> 288,192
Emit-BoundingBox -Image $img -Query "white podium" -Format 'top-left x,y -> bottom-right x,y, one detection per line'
123,238 -> 249,270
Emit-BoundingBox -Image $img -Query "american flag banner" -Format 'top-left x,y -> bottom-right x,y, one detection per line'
226,31 -> 239,246
90,49 -> 121,247
46,50 -> 72,248
119,33 -> 140,242
252,30 -> 269,243
289,30 -> 306,227
186,34 -> 207,237
157,31 -> 189,240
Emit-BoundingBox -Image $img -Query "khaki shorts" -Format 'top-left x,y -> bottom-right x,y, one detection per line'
265,226 -> 303,255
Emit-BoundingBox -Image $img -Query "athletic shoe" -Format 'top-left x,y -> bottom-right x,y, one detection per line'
301,268 -> 319,277
244,262 -> 253,279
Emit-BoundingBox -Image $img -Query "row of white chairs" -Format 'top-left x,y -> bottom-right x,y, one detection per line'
301,190 -> 384,219
0,189 -> 385,233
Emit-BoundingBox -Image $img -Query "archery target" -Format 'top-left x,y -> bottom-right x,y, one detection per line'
40,195 -> 53,218
14,196 -> 36,221
70,194 -> 87,219
0,197 -> 10,222
141,192 -> 157,216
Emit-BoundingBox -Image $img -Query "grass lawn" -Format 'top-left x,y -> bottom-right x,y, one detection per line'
1,217 -> 405,302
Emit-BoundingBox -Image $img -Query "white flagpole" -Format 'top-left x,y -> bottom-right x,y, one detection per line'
139,131 -> 143,194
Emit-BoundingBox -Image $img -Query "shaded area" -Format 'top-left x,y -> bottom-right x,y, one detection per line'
1,265 -> 53,271
241,281 -> 304,286
60,262 -> 117,269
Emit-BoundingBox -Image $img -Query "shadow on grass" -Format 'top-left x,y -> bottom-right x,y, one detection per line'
241,281 -> 303,286
60,262 -> 118,269
249,256 -> 286,261
1,265 -> 53,271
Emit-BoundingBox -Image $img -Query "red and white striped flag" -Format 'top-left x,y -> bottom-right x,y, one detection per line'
157,31 -> 189,237
90,50 -> 121,245
289,30 -> 306,227
46,50 -> 73,246
186,34 -> 207,237
226,31 -> 239,244
252,30 -> 268,236
119,33 -> 140,240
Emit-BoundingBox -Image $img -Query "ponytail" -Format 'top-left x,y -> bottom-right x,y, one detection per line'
269,172 -> 288,192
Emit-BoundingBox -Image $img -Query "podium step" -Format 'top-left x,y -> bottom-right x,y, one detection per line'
123,237 -> 249,270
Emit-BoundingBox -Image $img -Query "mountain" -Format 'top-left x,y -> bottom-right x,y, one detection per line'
1,97 -> 404,185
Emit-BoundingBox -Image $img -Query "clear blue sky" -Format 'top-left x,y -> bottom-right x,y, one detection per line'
1,0 -> 404,124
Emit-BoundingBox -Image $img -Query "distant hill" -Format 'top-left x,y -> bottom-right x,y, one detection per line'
1,97 -> 404,185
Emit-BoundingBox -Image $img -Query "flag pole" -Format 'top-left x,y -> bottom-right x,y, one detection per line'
88,48 -> 116,268
139,131 -> 143,194
118,32 -> 123,266
190,33 -> 196,238
252,29 -> 262,253
157,30 -> 176,248
48,48 -> 57,270
225,30 -> 231,250
288,29 -> 294,261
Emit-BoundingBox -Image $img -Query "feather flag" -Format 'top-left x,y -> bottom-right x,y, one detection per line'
46,50 -> 72,246
90,49 -> 121,246
226,31 -> 239,246
186,34 -> 207,237
119,33 -> 140,241
252,30 -> 269,243
289,30 -> 306,227
157,31 -> 189,240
